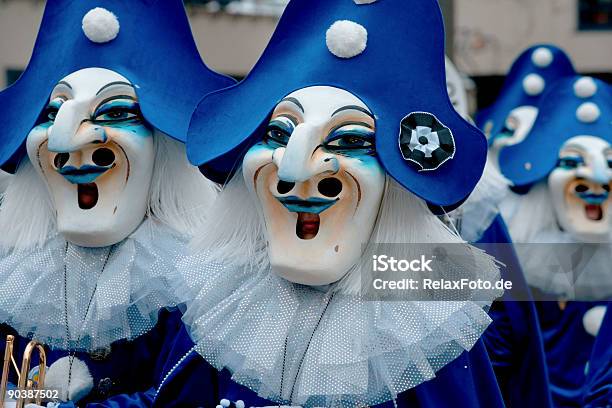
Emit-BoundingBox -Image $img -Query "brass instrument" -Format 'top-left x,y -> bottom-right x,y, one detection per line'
0,335 -> 47,408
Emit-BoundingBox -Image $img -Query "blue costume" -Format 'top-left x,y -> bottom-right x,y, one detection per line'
477,216 -> 553,408
534,301 -> 607,407
0,0 -> 233,406
0,307 -> 184,407
583,304 -> 611,408
451,128 -> 552,406
158,0 -> 504,406
499,77 -> 612,407
153,331 -> 504,408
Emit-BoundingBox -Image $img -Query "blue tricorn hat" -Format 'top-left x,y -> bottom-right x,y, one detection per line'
187,0 -> 489,208
0,0 -> 235,173
500,76 -> 612,187
475,45 -> 575,145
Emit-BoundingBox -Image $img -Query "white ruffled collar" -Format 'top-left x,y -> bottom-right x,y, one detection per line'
180,251 -> 501,407
0,218 -> 187,352
517,227 -> 612,300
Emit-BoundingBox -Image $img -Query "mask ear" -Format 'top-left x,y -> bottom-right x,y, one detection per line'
399,112 -> 456,171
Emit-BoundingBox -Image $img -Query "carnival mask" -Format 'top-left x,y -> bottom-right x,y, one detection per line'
548,136 -> 612,242
490,106 -> 538,160
26,68 -> 155,247
242,86 -> 386,286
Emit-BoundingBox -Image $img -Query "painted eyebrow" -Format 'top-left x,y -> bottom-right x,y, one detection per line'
331,105 -> 375,120
96,81 -> 134,96
56,81 -> 72,89
272,114 -> 299,126
94,95 -> 137,111
329,121 -> 374,133
562,144 -> 586,153
279,97 -> 304,113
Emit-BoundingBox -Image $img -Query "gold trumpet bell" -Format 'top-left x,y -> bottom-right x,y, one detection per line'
0,335 -> 47,408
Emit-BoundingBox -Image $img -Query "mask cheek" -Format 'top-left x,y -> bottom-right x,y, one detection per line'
548,169 -> 575,228
26,125 -> 51,171
242,143 -> 276,197
102,126 -> 155,211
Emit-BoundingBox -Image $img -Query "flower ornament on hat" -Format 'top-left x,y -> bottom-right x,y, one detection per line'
475,45 -> 575,161
399,112 -> 456,171
0,0 -> 234,352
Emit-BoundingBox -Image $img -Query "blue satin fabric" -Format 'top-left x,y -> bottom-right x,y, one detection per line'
477,215 -> 553,408
583,304 -> 611,408
0,307 -> 183,407
534,299 -> 606,407
153,322 -> 504,407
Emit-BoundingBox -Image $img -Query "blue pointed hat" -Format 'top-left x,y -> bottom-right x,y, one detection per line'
0,0 -> 235,173
188,0 -> 489,208
500,76 -> 612,187
475,45 -> 575,145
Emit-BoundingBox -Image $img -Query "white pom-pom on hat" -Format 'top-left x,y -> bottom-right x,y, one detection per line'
523,73 -> 545,96
82,8 -> 120,44
354,0 -> 378,4
574,77 -> 598,99
326,20 -> 368,59
576,102 -> 601,123
532,47 -> 554,68
583,306 -> 607,336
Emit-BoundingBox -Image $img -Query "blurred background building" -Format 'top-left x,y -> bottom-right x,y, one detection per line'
0,0 -> 611,107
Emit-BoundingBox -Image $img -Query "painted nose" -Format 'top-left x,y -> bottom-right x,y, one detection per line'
47,100 -> 107,153
273,123 -> 339,183
579,156 -> 612,186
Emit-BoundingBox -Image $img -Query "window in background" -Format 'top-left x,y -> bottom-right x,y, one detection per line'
579,0 -> 612,30
5,69 -> 24,87
184,0 -> 288,16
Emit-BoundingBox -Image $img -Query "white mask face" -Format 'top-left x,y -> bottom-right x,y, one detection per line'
242,86 -> 386,286
548,135 -> 612,242
490,106 -> 538,166
26,68 -> 155,247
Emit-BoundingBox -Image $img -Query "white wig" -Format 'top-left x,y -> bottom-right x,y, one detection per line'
506,182 -> 558,243
0,131 -> 217,250
192,169 -> 498,295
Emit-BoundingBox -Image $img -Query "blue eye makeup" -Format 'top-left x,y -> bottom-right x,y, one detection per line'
324,123 -> 375,155
93,97 -> 142,124
558,156 -> 584,169
44,98 -> 65,122
497,124 -> 515,139
264,116 -> 295,147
